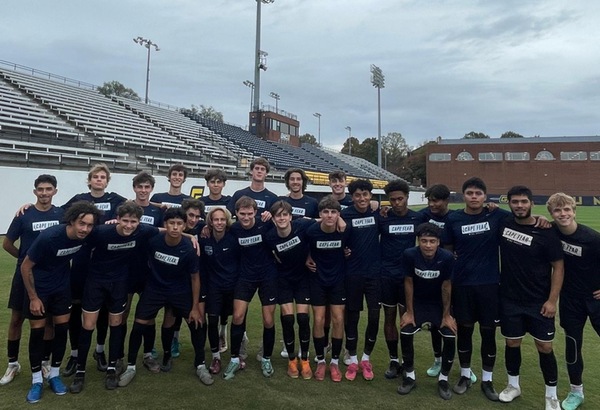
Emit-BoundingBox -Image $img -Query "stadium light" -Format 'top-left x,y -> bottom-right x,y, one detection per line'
253,0 -> 274,114
133,36 -> 160,104
243,80 -> 255,112
269,92 -> 280,113
370,64 -> 385,167
313,112 -> 321,145
345,126 -> 352,156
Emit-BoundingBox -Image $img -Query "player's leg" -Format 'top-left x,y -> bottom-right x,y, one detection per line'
498,298 -> 525,403
438,326 -> 456,400
104,280 -> 127,390
359,276 -> 380,381
223,280 -> 252,380
381,277 -> 403,379
1,271 -> 27,386
427,324 -> 443,377
329,303 -> 345,383
477,284 -> 500,401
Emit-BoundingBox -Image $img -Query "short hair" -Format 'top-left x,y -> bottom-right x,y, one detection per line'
87,163 -> 111,188
235,195 -> 257,211
328,171 -> 346,182
507,185 -> 533,201
348,179 -> 373,195
116,200 -> 143,219
204,168 -> 228,183
206,207 -> 233,229
384,179 -> 410,195
250,157 -> 270,173
34,174 -> 57,188
168,164 -> 188,179
425,184 -> 450,200
182,198 -> 205,215
462,177 -> 486,194
164,207 -> 187,223
63,201 -> 101,224
132,171 -> 155,188
270,200 -> 293,217
546,192 -> 577,213
284,168 -> 309,192
416,222 -> 442,239
318,195 -> 341,212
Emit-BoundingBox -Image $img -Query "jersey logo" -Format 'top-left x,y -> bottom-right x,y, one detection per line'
255,200 -> 266,209
140,215 -> 155,225
107,241 -> 136,250
95,202 -> 111,211
561,240 -> 582,257
340,204 -> 349,210
428,219 -> 445,228
31,220 -> 60,232
276,236 -> 301,252
238,235 -> 262,246
461,221 -> 490,235
292,207 -> 306,216
352,216 -> 375,228
56,245 -> 82,257
389,224 -> 414,234
154,251 -> 180,265
316,240 -> 342,249
204,246 -> 213,256
502,228 -> 533,246
161,202 -> 182,208
414,268 -> 440,279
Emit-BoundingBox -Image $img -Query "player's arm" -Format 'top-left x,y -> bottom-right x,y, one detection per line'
305,253 -> 316,272
2,236 -> 19,259
441,279 -> 457,334
188,272 -> 203,327
20,256 -> 44,316
400,276 -> 415,327
541,259 -> 564,318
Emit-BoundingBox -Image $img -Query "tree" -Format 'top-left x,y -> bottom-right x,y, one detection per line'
341,137 -> 360,156
382,132 -> 409,171
500,131 -> 524,138
299,133 -> 319,146
195,105 -> 224,122
97,81 -> 140,101
355,137 -> 379,164
463,131 -> 490,139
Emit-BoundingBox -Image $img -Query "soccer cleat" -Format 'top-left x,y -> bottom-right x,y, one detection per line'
384,360 -> 402,379
499,384 -> 521,403
427,360 -> 442,377
0,362 -> 21,385
343,349 -> 352,366
26,382 -> 43,403
239,334 -> 249,360
345,363 -> 358,381
287,359 -> 299,379
261,358 -> 274,378
69,373 -> 85,393
142,356 -> 160,373
41,361 -> 51,380
105,369 -> 118,390
481,380 -> 499,401
48,376 -> 68,395
314,362 -> 327,381
151,347 -> 158,360
359,360 -> 374,381
160,357 -> 173,373
438,380 -> 452,400
196,366 -> 214,386
561,391 -> 584,410
300,359 -> 313,380
280,340 -> 289,359
115,359 -> 125,377
453,376 -> 472,394
397,376 -> 416,395
545,396 -> 560,410
93,351 -> 108,372
470,370 -> 478,384
314,343 -> 331,363
209,358 -> 222,375
118,368 -> 136,387
171,337 -> 180,359
329,363 -> 342,382
223,360 -> 240,380
62,356 -> 77,377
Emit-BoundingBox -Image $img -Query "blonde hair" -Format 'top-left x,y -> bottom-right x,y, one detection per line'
546,192 -> 576,213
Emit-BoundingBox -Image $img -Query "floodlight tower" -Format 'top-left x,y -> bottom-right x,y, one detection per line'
253,0 -> 274,112
243,80 -> 255,112
313,112 -> 321,145
345,126 -> 352,156
370,64 -> 385,167
269,91 -> 280,113
133,36 -> 160,104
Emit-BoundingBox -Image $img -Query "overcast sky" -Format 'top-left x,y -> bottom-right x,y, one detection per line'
2,0 -> 599,150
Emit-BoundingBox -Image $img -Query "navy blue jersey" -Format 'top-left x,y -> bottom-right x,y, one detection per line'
140,204 -> 163,227
500,219 -> 563,303
264,218 -> 315,280
26,224 -> 86,296
419,208 -> 454,230
279,195 -> 319,219
306,223 -> 349,286
201,195 -> 231,214
62,192 -> 126,224
338,194 -> 354,210
402,247 -> 454,304
6,205 -> 64,264
199,232 -> 240,291
227,187 -> 278,215
444,208 -> 511,286
379,209 -> 428,279
230,219 -> 277,281
87,224 -> 160,282
150,192 -> 191,208
146,233 -> 198,293
554,224 -> 600,299
342,205 -> 381,277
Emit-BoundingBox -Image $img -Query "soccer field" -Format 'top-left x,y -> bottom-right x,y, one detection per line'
0,205 -> 599,409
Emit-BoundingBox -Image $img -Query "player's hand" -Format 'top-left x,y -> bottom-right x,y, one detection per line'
104,219 -> 118,224
400,312 -> 415,328
200,225 -> 211,239
370,200 -> 379,212
305,255 -> 316,272
343,247 -> 352,258
188,307 -> 203,329
534,216 -> 552,229
16,203 -> 33,217
485,202 -> 498,212
379,206 -> 390,218
190,236 -> 200,256
593,289 -> 600,299
260,211 -> 272,222
441,314 -> 457,334
336,217 -> 347,233
30,297 -> 45,317
540,300 -> 557,318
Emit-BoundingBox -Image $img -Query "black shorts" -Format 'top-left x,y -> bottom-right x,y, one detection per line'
345,275 -> 380,311
8,267 -> 25,311
380,276 -> 405,308
200,282 -> 208,303
234,278 -> 278,306
82,279 -> 128,314
70,248 -> 92,301
127,267 -> 148,295
310,276 -> 346,307
278,275 -> 311,306
452,283 -> 499,327
206,287 -> 235,317
560,294 -> 600,337
135,287 -> 193,321
23,287 -> 71,320
500,298 -> 555,342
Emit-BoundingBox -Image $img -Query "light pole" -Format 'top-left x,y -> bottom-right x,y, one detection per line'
253,0 -> 274,113
243,80 -> 254,112
133,36 -> 160,104
269,92 -> 280,113
370,64 -> 385,167
345,126 -> 352,156
313,112 -> 321,145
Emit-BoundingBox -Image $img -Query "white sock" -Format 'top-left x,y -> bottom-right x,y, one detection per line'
197,364 -> 206,370
32,371 -> 43,384
71,349 -> 78,358
173,331 -> 180,339
49,366 -> 60,379
434,356 -> 442,364
460,367 -> 471,378
330,358 -> 339,365
127,365 -> 136,371
212,352 -> 220,359
508,375 -> 520,388
406,370 -> 415,380
391,358 -> 400,363
361,353 -> 370,362
482,370 -> 493,382
570,384 -> 584,395
350,355 -> 358,364
546,385 -> 557,399
438,374 -> 448,382
231,357 -> 240,364
9,361 -> 19,367
96,344 -> 104,354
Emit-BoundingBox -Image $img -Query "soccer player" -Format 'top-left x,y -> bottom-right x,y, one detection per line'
132,171 -> 163,227
227,157 -> 278,219
420,184 -> 452,229
328,170 -> 353,209
279,168 -> 319,219
118,207 -> 209,386
379,180 -> 427,379
497,186 -> 564,410
305,195 -> 350,382
222,196 -> 278,380
1,175 -> 64,386
397,223 -> 456,400
547,193 -> 600,410
150,164 -> 191,208
21,201 -> 100,403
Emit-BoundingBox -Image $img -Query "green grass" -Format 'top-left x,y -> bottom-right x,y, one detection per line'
1,206 -> 600,409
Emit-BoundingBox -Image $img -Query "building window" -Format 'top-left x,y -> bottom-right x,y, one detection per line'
478,152 -> 502,161
535,150 -> 555,160
428,153 -> 451,161
560,151 -> 587,161
590,151 -> 600,161
456,151 -> 474,161
505,152 -> 530,161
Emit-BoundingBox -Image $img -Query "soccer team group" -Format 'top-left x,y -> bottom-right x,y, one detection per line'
1,157 -> 599,409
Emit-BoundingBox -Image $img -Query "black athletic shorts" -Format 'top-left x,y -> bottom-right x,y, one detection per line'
134,286 -> 193,321
452,283 -> 499,327
310,276 -> 346,307
400,302 -> 455,338
82,278 -> 128,314
500,297 -> 555,342
345,275 -> 380,311
23,286 -> 71,320
206,287 -> 235,317
127,267 -> 148,295
234,278 -> 278,306
380,276 -> 405,308
560,294 -> 600,337
8,267 -> 25,311
278,275 -> 311,306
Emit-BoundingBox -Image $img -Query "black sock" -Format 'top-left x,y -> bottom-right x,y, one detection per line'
161,325 -> 175,363
441,335 -> 455,376
457,325 -> 474,368
297,313 -> 310,360
505,345 -> 521,376
364,309 -> 380,355
96,307 -> 108,346
77,328 -> 94,371
207,315 -> 220,353
7,339 -> 20,362
331,337 -> 343,360
344,310 -> 360,356
127,322 -> 146,366
108,324 -> 124,367
230,323 -> 244,358
142,324 -> 156,354
314,335 -> 326,360
430,324 -> 442,357
188,321 -> 206,367
400,334 -> 414,372
52,322 -> 69,368
539,350 -> 558,386
480,326 -> 496,372
386,339 -> 399,359
263,325 -> 275,359
29,327 -> 45,373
